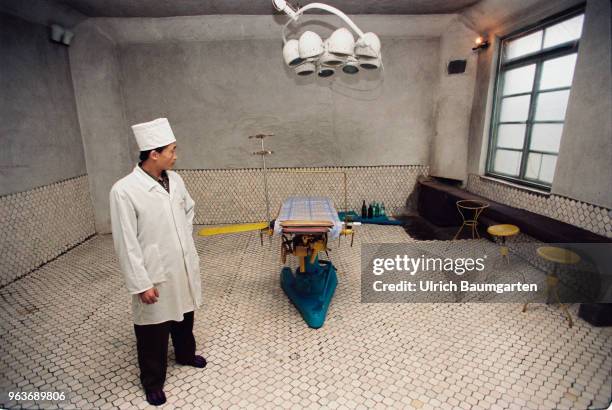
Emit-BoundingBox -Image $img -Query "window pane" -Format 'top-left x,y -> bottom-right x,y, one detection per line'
497,124 -> 526,149
540,154 -> 557,183
534,90 -> 570,121
493,149 -> 522,176
502,64 -> 536,95
499,95 -> 531,122
543,14 -> 584,48
504,30 -> 543,61
540,54 -> 577,90
525,153 -> 542,180
526,153 -> 557,183
530,123 -> 563,153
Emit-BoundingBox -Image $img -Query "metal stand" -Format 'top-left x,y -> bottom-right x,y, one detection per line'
250,133 -> 274,241
453,200 -> 489,240
522,246 -> 580,328
523,264 -> 574,328
280,227 -> 337,328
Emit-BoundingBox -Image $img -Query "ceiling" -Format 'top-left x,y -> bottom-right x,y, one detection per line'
58,0 -> 482,17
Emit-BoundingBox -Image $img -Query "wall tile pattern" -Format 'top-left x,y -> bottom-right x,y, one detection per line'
467,174 -> 612,238
179,166 -> 429,225
0,176 -> 95,286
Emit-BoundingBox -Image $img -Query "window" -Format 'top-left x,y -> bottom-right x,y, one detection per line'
486,10 -> 585,189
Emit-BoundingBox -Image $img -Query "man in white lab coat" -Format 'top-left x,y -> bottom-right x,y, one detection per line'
109,118 -> 205,406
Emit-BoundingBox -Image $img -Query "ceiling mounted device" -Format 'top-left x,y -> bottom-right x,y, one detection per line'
272,0 -> 382,78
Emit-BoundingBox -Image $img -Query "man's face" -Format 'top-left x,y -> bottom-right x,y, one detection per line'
153,143 -> 177,170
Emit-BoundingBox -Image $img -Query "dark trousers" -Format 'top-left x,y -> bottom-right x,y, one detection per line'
133,311 -> 196,392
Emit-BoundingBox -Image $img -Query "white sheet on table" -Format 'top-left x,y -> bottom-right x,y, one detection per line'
273,196 -> 342,239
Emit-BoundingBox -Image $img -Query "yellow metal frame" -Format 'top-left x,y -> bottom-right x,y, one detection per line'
281,233 -> 329,273
453,200 -> 489,240
198,222 -> 269,236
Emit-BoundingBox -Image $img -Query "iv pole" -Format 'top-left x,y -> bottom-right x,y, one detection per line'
249,134 -> 274,239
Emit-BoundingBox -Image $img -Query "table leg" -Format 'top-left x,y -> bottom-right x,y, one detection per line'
453,224 -> 465,240
501,236 -> 509,264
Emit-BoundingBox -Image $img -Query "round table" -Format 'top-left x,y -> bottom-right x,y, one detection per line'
453,200 -> 489,240
523,246 -> 581,328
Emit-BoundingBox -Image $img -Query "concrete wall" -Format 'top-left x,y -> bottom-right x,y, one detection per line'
0,13 -> 86,196
464,0 -> 611,209
92,14 -> 482,172
117,37 -> 439,169
429,17 -> 478,181
67,14 -> 479,232
554,0 -> 612,208
69,20 -> 132,232
106,15 -> 461,170
465,39 -> 497,176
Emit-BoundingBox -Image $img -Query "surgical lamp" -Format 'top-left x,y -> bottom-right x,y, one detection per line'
273,0 -> 382,77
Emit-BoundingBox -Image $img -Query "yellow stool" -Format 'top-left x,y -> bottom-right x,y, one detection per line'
339,216 -> 355,247
453,200 -> 489,239
523,246 -> 580,328
487,224 -> 520,264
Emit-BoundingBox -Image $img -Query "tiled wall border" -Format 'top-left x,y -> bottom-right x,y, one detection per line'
179,165 -> 429,225
466,174 -> 612,238
0,175 -> 96,287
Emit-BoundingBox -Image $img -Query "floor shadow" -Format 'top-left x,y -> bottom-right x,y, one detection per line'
394,213 -> 487,241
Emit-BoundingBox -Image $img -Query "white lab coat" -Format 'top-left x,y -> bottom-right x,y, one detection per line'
110,165 -> 202,325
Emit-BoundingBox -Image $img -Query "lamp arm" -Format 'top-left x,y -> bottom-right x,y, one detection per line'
280,2 -> 365,44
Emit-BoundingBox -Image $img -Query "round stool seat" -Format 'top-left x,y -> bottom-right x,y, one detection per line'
486,224 -> 520,268
526,246 -> 581,328
537,246 -> 580,265
487,224 -> 520,237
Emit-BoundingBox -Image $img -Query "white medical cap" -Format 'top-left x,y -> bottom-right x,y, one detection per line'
131,118 -> 176,151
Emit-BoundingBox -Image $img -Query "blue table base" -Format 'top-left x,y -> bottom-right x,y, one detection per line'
281,257 -> 337,329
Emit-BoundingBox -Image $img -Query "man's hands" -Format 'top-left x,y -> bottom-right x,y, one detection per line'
139,287 -> 159,304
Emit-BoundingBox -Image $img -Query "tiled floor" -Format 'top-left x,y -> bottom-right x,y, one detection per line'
1,225 -> 610,409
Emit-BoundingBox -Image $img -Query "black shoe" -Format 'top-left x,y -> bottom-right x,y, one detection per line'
178,354 -> 207,368
193,355 -> 207,368
145,389 -> 167,406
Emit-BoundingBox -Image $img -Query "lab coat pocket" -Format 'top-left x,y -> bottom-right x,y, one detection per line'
172,193 -> 185,208
143,244 -> 167,284
172,196 -> 187,223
